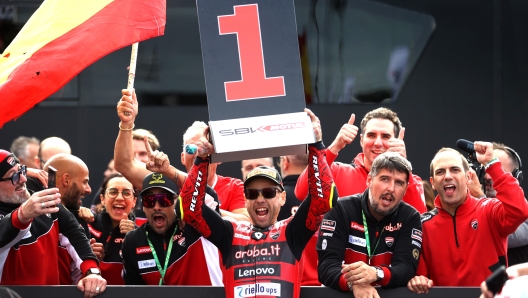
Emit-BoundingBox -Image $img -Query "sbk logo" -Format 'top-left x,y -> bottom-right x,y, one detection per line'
219,122 -> 305,136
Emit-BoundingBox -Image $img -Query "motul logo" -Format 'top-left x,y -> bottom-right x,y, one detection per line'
136,246 -> 152,254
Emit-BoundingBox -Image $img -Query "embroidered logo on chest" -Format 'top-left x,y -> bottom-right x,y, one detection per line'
471,219 -> 478,230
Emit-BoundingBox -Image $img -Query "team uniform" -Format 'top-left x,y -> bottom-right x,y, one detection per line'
418,162 -> 528,286
0,202 -> 98,285
87,212 -> 137,285
58,206 -> 89,284
295,151 -> 425,212
121,220 -> 222,285
317,190 -> 422,291
178,142 -> 337,298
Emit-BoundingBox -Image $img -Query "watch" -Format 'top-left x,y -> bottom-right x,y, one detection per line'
375,266 -> 384,283
86,268 -> 101,276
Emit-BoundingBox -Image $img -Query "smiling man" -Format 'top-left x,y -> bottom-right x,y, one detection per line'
121,172 -> 222,286
407,143 -> 528,293
317,152 -> 422,298
178,109 -> 337,298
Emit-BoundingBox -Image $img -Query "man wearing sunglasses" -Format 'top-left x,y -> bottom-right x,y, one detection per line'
0,150 -> 106,296
178,108 -> 337,298
121,172 -> 222,286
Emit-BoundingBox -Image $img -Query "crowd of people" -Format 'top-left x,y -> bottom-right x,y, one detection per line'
0,88 -> 527,298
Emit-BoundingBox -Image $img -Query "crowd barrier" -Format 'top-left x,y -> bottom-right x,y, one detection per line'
8,286 -> 481,297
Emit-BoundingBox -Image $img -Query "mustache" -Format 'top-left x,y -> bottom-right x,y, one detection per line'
380,192 -> 395,201
151,211 -> 167,218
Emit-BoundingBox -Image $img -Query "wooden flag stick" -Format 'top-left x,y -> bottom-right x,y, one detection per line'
127,42 -> 139,90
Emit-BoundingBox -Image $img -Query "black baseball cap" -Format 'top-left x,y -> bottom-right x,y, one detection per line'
139,172 -> 179,195
244,166 -> 284,191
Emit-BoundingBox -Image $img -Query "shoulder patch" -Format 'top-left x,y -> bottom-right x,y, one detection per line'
420,208 -> 438,224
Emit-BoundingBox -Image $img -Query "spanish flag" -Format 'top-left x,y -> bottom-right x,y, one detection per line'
0,0 -> 166,128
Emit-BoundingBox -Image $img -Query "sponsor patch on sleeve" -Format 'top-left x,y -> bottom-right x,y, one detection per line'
412,240 -> 421,248
136,246 -> 152,254
411,228 -> 422,242
321,219 -> 336,231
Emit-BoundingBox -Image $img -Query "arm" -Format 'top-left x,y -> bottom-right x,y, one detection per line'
114,89 -> 187,190
403,174 -> 426,214
508,220 -> 528,248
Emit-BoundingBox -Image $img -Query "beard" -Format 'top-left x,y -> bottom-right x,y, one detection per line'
370,193 -> 399,218
0,184 -> 30,204
62,183 -> 82,209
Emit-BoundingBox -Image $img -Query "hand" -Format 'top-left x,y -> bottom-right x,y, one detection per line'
77,273 -> 107,298
119,213 -> 135,234
117,89 -> 138,125
90,238 -> 105,262
387,127 -> 406,158
19,188 -> 62,222
305,108 -> 322,142
407,275 -> 433,294
342,262 -> 377,285
197,127 -> 214,158
78,207 -> 95,223
328,113 -> 358,155
144,135 -> 170,173
26,168 -> 48,188
474,141 -> 494,165
479,280 -> 494,298
468,169 -> 485,198
204,193 -> 219,210
351,283 -> 380,298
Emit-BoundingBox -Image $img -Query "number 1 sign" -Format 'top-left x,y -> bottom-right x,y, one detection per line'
197,0 -> 314,163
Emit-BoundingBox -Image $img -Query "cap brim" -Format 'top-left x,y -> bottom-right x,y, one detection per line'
139,185 -> 177,196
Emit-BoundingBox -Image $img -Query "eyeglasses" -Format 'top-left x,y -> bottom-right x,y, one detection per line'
142,193 -> 175,208
105,188 -> 135,200
0,165 -> 26,185
244,187 -> 280,200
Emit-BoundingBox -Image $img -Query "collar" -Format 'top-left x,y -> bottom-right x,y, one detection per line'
434,190 -> 477,216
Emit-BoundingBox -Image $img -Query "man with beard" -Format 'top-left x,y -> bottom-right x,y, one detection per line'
45,153 -> 92,234
317,152 -> 422,297
178,109 -> 337,298
0,150 -> 106,296
121,172 -> 222,285
408,144 -> 528,293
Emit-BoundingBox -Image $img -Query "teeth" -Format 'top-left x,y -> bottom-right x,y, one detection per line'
256,208 -> 267,212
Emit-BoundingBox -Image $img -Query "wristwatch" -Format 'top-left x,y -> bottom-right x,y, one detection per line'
86,268 -> 101,276
375,266 -> 384,283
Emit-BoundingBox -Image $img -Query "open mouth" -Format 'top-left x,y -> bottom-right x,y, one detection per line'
444,184 -> 456,196
255,207 -> 269,218
153,214 -> 166,228
14,183 -> 26,193
380,194 -> 394,206
113,204 -> 125,215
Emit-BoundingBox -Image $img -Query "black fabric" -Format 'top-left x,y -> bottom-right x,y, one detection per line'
278,174 -> 302,221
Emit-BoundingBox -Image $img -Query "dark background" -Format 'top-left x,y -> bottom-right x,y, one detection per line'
0,0 -> 527,206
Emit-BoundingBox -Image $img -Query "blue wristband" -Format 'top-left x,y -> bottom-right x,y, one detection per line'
184,144 -> 197,155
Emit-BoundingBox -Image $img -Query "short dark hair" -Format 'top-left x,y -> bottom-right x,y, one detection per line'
360,107 -> 402,137
369,152 -> 412,182
492,142 -> 520,170
430,148 -> 470,177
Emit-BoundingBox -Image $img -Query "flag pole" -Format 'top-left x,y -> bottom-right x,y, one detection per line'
127,42 -> 138,89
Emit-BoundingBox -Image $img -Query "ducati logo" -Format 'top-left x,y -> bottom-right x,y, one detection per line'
471,219 -> 478,230
385,237 -> 394,247
252,232 -> 266,241
270,229 -> 281,240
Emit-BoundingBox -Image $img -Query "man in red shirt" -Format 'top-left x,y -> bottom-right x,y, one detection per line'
407,143 -> 528,293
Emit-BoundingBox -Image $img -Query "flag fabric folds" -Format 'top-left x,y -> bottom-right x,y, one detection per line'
0,0 -> 166,128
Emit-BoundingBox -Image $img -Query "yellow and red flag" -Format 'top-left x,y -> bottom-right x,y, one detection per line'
0,0 -> 166,128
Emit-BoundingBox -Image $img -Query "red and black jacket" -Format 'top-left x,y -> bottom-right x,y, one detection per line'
178,141 -> 337,298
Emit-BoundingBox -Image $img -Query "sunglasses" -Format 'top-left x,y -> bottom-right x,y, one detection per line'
244,187 -> 280,200
142,193 -> 175,208
106,188 -> 135,200
0,165 -> 27,185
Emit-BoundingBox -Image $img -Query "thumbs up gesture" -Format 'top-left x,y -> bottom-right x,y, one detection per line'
328,113 -> 358,155
119,213 -> 135,235
387,127 -> 406,158
90,238 -> 105,262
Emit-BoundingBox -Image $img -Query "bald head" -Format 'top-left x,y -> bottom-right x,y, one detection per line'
37,137 -> 71,169
44,153 -> 91,210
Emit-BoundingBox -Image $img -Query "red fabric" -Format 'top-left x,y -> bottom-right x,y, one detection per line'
418,163 -> 528,286
0,0 -> 166,128
214,175 -> 246,212
295,151 -> 426,213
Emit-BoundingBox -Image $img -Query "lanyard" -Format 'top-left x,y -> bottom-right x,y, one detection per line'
361,210 -> 383,264
146,226 -> 178,285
